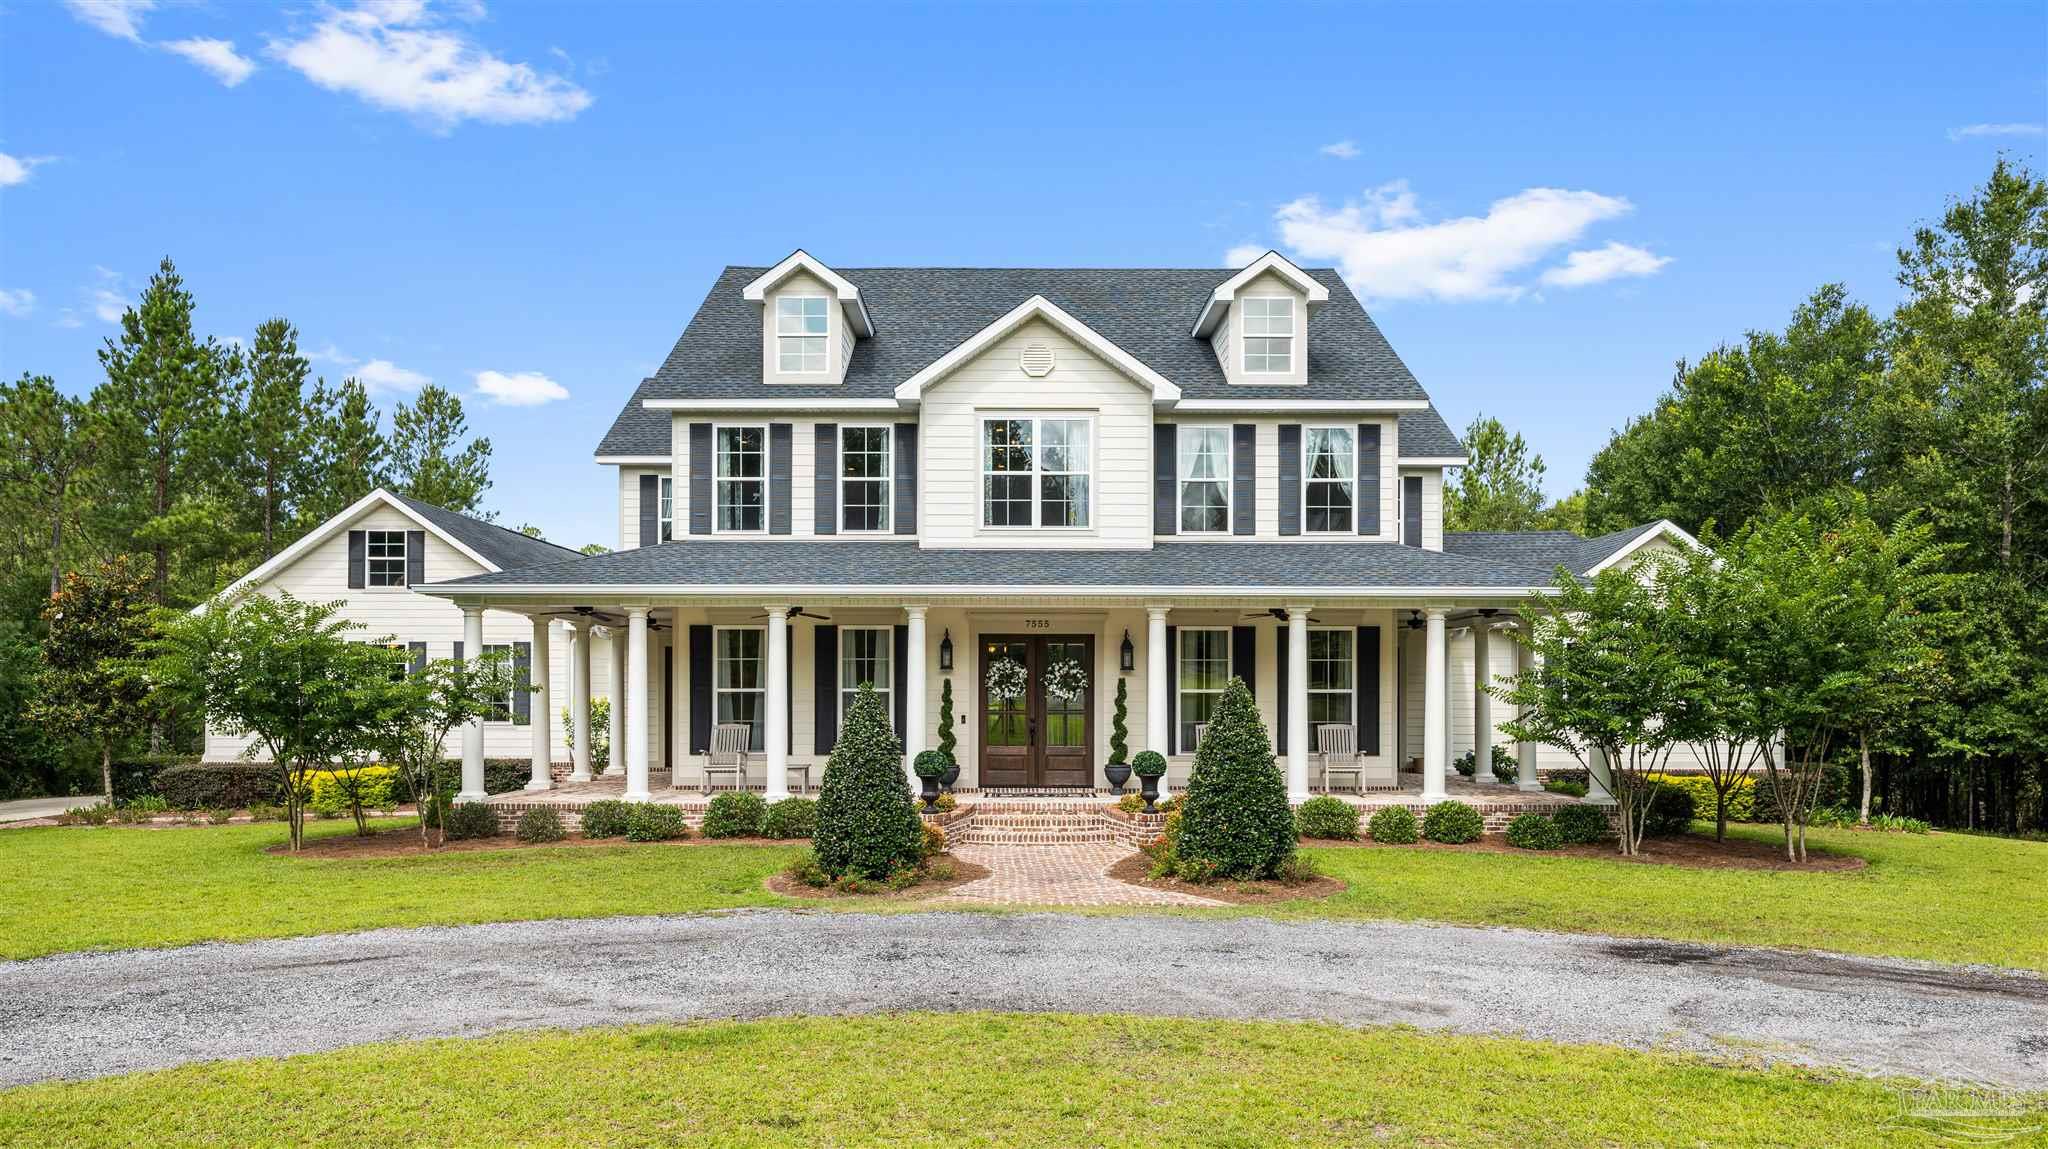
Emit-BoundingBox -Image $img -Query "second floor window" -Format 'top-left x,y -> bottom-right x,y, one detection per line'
1177,425 -> 1230,533
1304,426 -> 1355,533
982,416 -> 1091,529
366,530 -> 406,586
776,296 -> 829,373
840,426 -> 892,532
658,476 -> 674,542
1241,296 -> 1294,373
839,627 -> 893,730
715,426 -> 765,532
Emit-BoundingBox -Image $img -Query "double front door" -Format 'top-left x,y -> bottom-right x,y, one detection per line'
978,635 -> 1094,788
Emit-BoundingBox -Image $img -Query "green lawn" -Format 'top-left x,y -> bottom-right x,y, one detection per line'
0,1013 -> 2003,1148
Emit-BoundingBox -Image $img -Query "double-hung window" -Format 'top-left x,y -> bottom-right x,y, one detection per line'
713,627 -> 766,751
365,530 -> 406,587
776,296 -> 829,373
1177,627 -> 1231,752
658,476 -> 675,542
714,426 -> 766,532
839,426 -> 892,532
1303,426 -> 1355,533
1306,629 -> 1354,731
481,643 -> 514,721
839,627 -> 893,730
1241,296 -> 1294,373
1177,425 -> 1230,533
981,416 -> 1091,528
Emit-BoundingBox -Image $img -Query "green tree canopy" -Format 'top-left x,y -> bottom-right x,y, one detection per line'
389,384 -> 491,513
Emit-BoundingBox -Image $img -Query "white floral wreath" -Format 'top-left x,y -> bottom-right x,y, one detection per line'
984,656 -> 1029,702
1043,658 -> 1089,701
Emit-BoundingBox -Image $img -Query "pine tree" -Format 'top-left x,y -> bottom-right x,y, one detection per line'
296,376 -> 388,528
813,682 -> 922,879
0,374 -> 100,597
241,319 -> 312,559
1445,414 -> 1551,532
389,384 -> 491,512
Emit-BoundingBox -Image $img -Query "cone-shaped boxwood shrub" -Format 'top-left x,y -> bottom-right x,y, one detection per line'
1174,678 -> 1295,879
1294,795 -> 1360,840
1504,812 -> 1562,850
1367,805 -> 1420,843
762,796 -> 818,839
580,799 -> 632,838
1422,800 -> 1484,844
814,682 -> 923,880
1552,803 -> 1611,845
702,791 -> 767,838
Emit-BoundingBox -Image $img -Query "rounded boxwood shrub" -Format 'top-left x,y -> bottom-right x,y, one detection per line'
443,801 -> 500,841
762,797 -> 818,839
702,791 -> 767,838
1174,678 -> 1295,880
1639,782 -> 1698,837
516,807 -> 566,844
814,683 -> 923,880
1504,812 -> 1563,850
1294,795 -> 1360,841
1367,805 -> 1420,844
912,749 -> 951,779
1131,750 -> 1167,778
1551,803 -> 1609,844
154,762 -> 281,810
580,798 -> 632,838
1422,800 -> 1484,844
625,803 -> 688,842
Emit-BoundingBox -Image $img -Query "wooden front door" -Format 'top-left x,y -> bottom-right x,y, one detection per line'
977,635 -> 1096,788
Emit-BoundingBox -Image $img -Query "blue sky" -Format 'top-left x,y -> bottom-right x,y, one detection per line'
2,0 -> 2042,549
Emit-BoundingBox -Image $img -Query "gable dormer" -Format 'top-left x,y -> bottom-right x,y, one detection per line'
742,250 -> 876,386
1192,251 -> 1329,387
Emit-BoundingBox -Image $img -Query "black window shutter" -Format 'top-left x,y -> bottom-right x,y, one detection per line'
768,422 -> 793,535
893,423 -> 917,535
814,424 -> 838,535
405,530 -> 425,585
892,624 -> 909,741
452,640 -> 462,663
1275,625 -> 1289,754
1357,424 -> 1381,536
1164,625 -> 1177,755
1358,626 -> 1382,755
1277,424 -> 1301,536
689,423 -> 713,536
1153,424 -> 1177,535
1402,475 -> 1423,547
1232,423 -> 1255,536
408,641 -> 427,675
512,642 -> 532,725
1231,625 -> 1256,700
814,625 -> 838,754
638,473 -> 659,547
346,530 -> 366,588
688,625 -> 712,753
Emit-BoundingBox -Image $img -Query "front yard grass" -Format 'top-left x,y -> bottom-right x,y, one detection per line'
0,1013 -> 1998,1148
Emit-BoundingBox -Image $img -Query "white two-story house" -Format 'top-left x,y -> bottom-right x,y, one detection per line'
415,251 -> 1694,806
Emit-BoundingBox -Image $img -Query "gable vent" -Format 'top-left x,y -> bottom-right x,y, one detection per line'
1019,344 -> 1056,377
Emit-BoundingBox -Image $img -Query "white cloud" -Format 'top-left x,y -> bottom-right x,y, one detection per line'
0,153 -> 56,187
63,0 -> 155,41
1948,122 -> 2046,141
0,289 -> 33,318
355,358 -> 431,394
1319,140 -> 1360,159
307,342 -> 358,365
1246,180 -> 1662,302
1223,244 -> 1267,268
474,369 -> 568,406
55,311 -> 85,329
91,290 -> 125,323
270,0 -> 593,129
1539,242 -> 1672,288
163,37 -> 257,86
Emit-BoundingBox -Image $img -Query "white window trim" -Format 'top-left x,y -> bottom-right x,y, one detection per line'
712,625 -> 767,748
711,423 -> 769,535
1176,625 -> 1233,752
838,424 -> 893,534
774,295 -> 830,375
837,625 -> 895,730
979,413 -> 1097,532
658,476 -> 675,543
480,642 -> 515,723
1306,625 -> 1355,731
1240,295 -> 1296,376
1175,424 -> 1232,535
364,529 -> 408,590
1301,424 -> 1357,535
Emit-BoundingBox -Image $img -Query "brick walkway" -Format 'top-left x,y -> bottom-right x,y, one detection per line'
929,844 -> 1226,907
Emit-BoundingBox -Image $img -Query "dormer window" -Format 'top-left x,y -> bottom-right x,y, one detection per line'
775,296 -> 829,374
1242,297 -> 1295,373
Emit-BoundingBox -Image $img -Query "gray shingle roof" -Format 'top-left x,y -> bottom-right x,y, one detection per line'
1443,524 -> 1664,580
388,492 -> 586,571
425,540 -> 1543,593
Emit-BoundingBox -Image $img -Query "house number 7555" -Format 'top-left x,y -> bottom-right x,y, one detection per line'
1023,618 -> 1051,630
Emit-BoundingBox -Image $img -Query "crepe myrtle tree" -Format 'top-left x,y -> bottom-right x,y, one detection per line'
1659,536 -> 1777,842
379,652 -> 518,851
33,556 -> 157,803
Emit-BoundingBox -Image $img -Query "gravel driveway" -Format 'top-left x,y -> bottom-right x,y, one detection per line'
3,911 -> 2044,1088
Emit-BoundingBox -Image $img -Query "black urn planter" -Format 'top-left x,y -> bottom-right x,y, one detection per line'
1104,762 -> 1132,795
919,774 -> 941,811
1137,773 -> 1161,812
941,764 -> 961,791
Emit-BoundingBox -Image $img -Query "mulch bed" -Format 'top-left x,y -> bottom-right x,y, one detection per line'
1106,853 -> 1349,904
269,827 -> 802,859
1299,832 -> 1866,873
765,856 -> 992,900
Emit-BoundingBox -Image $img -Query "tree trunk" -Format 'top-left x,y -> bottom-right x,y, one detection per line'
1858,732 -> 1873,826
100,742 -> 114,803
46,476 -> 66,598
1715,791 -> 1728,842
262,457 -> 276,559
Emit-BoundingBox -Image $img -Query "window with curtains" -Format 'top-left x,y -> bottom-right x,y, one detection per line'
982,416 -> 1092,528
838,627 -> 893,730
1177,627 -> 1231,752
1177,425 -> 1230,533
1306,628 -> 1354,729
840,426 -> 892,532
481,643 -> 514,720
775,296 -> 829,373
714,426 -> 766,532
365,530 -> 406,586
713,627 -> 765,750
1303,426 -> 1355,533
1241,296 -> 1294,373
658,476 -> 674,542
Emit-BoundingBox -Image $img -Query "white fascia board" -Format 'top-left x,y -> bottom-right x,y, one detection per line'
740,249 -> 874,336
892,295 -> 1182,402
414,581 -> 1555,601
1170,399 -> 1430,413
593,454 -> 673,465
640,398 -> 904,412
1193,251 -> 1330,336
199,489 -> 501,612
1397,455 -> 1470,466
1585,519 -> 1710,575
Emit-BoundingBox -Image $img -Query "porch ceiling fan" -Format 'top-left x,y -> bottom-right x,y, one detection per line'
1238,607 -> 1324,625
537,605 -> 626,627
746,605 -> 833,623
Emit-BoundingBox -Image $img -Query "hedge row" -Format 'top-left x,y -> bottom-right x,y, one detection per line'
149,758 -> 535,810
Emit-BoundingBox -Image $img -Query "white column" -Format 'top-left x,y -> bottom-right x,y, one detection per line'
1516,632 -> 1541,791
624,606 -> 651,801
569,621 -> 592,782
526,616 -> 553,791
1442,627 -> 1456,778
1587,745 -> 1618,805
764,606 -> 790,800
903,606 -> 928,784
457,605 -> 486,802
1145,606 -> 1170,771
605,626 -> 626,776
1422,608 -> 1448,801
1286,607 -> 1311,800
1472,620 -> 1497,786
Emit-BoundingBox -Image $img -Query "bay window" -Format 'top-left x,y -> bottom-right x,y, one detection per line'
982,416 -> 1091,529
1303,426 -> 1355,533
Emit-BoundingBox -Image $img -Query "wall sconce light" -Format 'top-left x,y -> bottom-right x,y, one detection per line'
1120,629 -> 1135,674
938,629 -> 954,672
